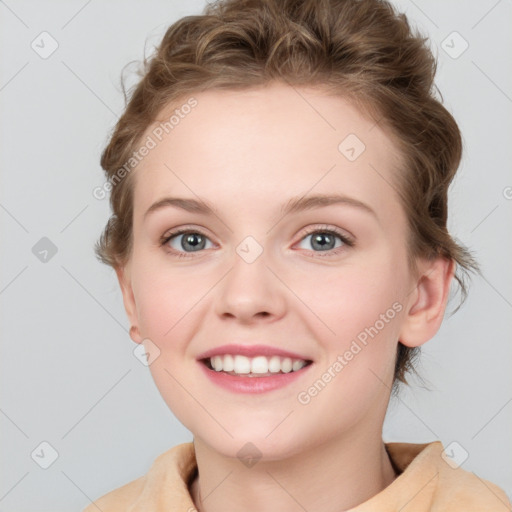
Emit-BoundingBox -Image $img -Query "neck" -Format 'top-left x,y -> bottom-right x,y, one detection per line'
189,429 -> 397,512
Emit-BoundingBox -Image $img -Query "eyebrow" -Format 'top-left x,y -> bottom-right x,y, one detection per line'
144,193 -> 377,220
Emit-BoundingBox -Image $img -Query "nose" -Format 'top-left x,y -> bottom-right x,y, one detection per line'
214,246 -> 287,324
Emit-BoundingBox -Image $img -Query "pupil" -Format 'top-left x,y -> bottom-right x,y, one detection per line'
183,233 -> 204,251
312,233 -> 333,251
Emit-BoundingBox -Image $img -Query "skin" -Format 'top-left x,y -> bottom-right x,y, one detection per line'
116,83 -> 454,512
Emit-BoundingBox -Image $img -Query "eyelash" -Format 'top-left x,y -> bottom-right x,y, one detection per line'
159,225 -> 355,259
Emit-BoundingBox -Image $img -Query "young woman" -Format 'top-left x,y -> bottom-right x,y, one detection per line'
84,0 -> 510,510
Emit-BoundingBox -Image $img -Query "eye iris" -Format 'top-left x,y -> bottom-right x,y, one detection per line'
311,232 -> 335,251
182,233 -> 205,251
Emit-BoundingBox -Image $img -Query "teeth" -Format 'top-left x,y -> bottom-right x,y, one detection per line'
233,355 -> 251,374
281,357 -> 292,373
208,354 -> 309,375
223,354 -> 234,372
292,359 -> 306,371
212,355 -> 223,371
268,355 -> 281,373
251,356 -> 268,374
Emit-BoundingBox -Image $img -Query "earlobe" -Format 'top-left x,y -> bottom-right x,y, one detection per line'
399,257 -> 455,348
115,265 -> 142,344
129,325 -> 142,344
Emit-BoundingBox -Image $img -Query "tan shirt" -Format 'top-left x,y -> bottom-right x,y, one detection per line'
83,441 -> 510,511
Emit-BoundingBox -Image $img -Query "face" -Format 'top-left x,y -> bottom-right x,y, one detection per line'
118,83 -> 423,460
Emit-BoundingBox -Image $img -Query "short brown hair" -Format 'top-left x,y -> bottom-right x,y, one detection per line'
95,0 -> 478,390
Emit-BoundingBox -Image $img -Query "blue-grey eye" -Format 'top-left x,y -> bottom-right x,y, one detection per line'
168,232 -> 213,252
298,231 -> 344,252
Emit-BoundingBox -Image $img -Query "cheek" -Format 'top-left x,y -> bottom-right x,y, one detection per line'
130,263 -> 211,432
135,275 -> 200,350
130,255 -> 228,379
294,256 -> 405,345
289,251 -> 406,410
293,267 -> 403,427
136,282 -> 177,344
130,248 -> 205,350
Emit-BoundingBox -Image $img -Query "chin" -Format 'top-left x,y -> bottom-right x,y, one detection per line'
194,423 -> 308,463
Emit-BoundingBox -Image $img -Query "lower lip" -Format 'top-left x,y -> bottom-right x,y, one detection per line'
198,361 -> 313,394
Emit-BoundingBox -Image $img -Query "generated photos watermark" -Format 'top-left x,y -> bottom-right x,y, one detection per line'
92,97 -> 198,200
297,301 -> 403,405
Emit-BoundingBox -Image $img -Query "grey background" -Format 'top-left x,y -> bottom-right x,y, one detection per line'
0,1 -> 511,510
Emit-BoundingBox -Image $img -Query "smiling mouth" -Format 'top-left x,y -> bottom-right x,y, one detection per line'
201,354 -> 313,377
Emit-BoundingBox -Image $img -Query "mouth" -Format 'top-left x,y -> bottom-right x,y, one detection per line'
200,354 -> 313,377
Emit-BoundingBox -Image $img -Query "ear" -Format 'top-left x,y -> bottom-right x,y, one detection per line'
115,264 -> 142,344
399,257 -> 455,348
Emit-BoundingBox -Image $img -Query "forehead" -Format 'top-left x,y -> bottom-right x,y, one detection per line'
131,83 -> 404,221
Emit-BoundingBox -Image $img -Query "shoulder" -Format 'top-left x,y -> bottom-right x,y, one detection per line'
385,440 -> 511,511
82,475 -> 146,512
432,445 -> 510,511
81,442 -> 196,512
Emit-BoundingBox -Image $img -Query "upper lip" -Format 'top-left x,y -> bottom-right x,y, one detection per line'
196,344 -> 312,361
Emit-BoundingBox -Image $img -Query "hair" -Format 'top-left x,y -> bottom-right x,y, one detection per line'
95,0 -> 478,392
